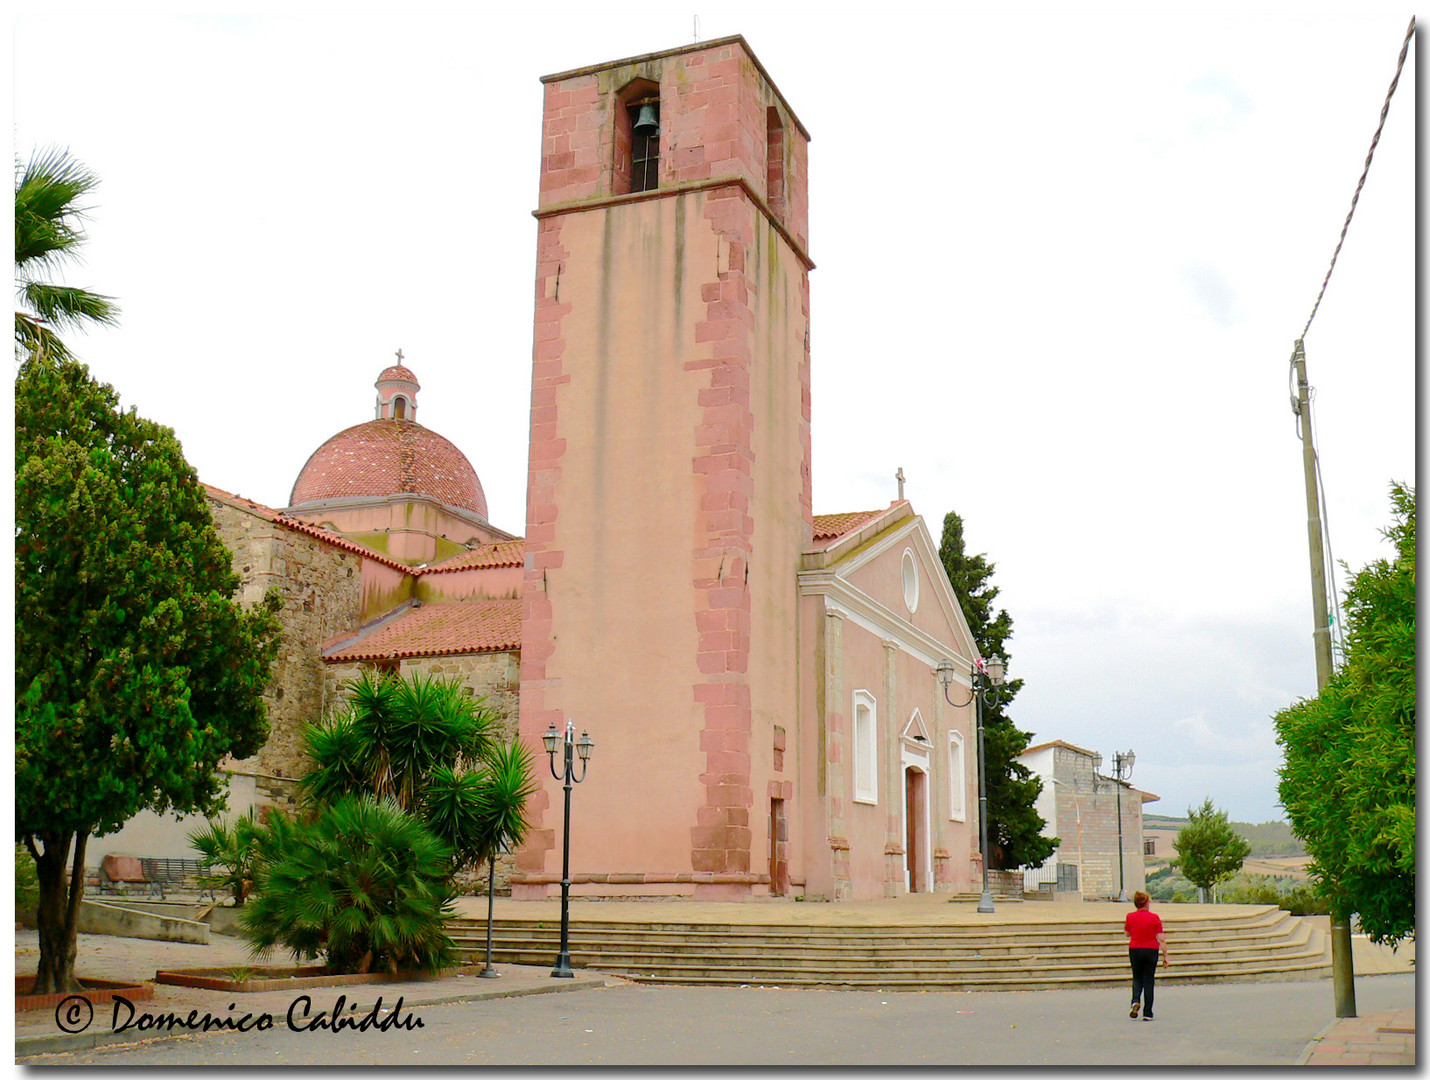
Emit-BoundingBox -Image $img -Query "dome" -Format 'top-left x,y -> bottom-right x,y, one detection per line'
377,364 -> 419,387
289,419 -> 489,520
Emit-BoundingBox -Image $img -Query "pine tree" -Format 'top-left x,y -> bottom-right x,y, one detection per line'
938,511 -> 1057,870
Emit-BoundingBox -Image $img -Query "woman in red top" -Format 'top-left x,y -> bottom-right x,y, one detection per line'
1124,890 -> 1168,1020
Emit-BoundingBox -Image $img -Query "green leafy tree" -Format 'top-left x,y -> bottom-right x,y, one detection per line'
15,355 -> 281,994
241,796 -> 458,975
1274,483 -> 1415,945
938,511 -> 1057,869
1172,799 -> 1251,898
14,148 -> 118,362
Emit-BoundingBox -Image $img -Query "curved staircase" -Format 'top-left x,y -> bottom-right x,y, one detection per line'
450,904 -> 1329,991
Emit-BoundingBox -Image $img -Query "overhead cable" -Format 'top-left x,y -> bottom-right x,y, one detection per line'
1300,16 -> 1415,340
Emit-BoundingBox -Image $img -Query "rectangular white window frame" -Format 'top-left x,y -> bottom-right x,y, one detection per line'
853,690 -> 878,804
948,730 -> 966,821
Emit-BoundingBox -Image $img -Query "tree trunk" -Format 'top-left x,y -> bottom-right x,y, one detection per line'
29,829 -> 86,996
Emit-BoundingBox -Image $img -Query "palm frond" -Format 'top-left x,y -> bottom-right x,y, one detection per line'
22,282 -> 118,331
475,739 -> 539,856
14,147 -> 119,360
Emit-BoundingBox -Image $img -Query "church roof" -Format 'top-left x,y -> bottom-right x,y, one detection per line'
203,483 -> 411,571
811,509 -> 889,545
288,419 -> 489,520
322,599 -> 522,661
377,363 -> 419,385
421,539 -> 526,574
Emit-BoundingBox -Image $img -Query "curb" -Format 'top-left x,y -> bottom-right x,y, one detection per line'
1294,1016 -> 1339,1066
16,976 -> 613,1059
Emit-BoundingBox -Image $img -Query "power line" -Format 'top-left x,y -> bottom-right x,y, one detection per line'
1300,16 -> 1415,340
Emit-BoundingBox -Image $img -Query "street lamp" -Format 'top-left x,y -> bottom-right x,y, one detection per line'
1108,749 -> 1135,903
543,718 -> 594,978
935,655 -> 1005,913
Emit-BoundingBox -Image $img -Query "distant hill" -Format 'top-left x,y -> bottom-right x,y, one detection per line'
1144,814 -> 1304,859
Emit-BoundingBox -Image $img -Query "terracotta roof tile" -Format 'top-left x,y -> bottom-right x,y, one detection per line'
323,599 -> 522,662
288,419 -> 488,520
420,540 -> 526,574
377,364 -> 419,386
203,483 -> 413,573
811,509 -> 887,542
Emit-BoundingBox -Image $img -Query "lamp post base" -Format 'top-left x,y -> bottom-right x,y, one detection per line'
479,967 -> 501,979
977,889 -> 995,914
551,966 -> 575,979
1116,889 -> 1129,903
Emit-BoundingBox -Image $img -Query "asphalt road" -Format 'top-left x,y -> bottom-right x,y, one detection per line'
23,973 -> 1414,1068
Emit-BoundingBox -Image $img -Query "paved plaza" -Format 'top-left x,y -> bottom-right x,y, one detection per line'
13,897 -> 1415,1066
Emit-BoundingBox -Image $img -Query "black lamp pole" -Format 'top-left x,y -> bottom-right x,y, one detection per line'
1110,749 -> 1135,903
936,656 -> 1005,914
544,719 -> 594,978
479,844 -> 501,978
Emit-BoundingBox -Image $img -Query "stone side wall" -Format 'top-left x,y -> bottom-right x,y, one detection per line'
322,650 -> 521,740
208,497 -> 363,781
325,651 -> 522,896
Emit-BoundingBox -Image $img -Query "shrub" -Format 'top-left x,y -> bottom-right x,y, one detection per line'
15,844 -> 40,922
188,808 -> 261,905
1279,885 -> 1332,917
242,796 -> 457,975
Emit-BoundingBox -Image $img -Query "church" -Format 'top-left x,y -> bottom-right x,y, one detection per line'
112,36 -> 992,902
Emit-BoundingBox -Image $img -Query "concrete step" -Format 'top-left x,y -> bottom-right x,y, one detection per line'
449,909 -> 1298,944
468,950 -> 1332,989
450,916 -> 1302,955
452,927 -> 1318,964
447,905 -> 1327,990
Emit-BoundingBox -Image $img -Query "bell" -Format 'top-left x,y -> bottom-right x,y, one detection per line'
633,103 -> 659,136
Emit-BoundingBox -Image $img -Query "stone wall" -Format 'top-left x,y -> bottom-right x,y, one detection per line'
208,496 -> 364,780
323,650 -> 521,740
325,650 -> 523,895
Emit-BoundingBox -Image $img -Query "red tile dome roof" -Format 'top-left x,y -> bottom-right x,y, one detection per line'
377,364 -> 419,386
289,419 -> 488,520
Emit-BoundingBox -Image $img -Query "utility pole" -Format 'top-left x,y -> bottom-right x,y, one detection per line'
1291,338 -> 1355,1018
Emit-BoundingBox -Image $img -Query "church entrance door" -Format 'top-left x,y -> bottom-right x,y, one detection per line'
904,767 -> 927,893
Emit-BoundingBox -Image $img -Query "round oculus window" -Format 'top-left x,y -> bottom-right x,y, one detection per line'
902,549 -> 919,613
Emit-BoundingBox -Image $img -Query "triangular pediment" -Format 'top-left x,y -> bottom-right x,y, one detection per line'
901,709 -> 932,745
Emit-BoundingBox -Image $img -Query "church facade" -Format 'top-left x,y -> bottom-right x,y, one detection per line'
101,36 -> 991,903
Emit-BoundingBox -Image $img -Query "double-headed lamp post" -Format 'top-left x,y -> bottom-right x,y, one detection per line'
935,655 -> 1005,914
543,719 -> 594,978
1109,749 -> 1135,903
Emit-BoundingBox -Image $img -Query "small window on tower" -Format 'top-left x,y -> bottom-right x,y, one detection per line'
629,99 -> 660,193
393,396 -> 407,419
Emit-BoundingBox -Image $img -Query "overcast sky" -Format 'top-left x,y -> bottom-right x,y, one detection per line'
13,4 -> 1416,825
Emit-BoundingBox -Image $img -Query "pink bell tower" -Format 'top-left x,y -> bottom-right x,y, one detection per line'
516,36 -> 814,899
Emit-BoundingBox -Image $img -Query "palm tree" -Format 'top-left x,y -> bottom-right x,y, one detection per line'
242,795 -> 458,975
15,148 -> 119,361
301,670 -> 535,873
292,671 -> 536,974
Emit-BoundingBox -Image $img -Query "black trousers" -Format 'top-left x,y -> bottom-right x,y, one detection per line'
1129,948 -> 1159,1014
